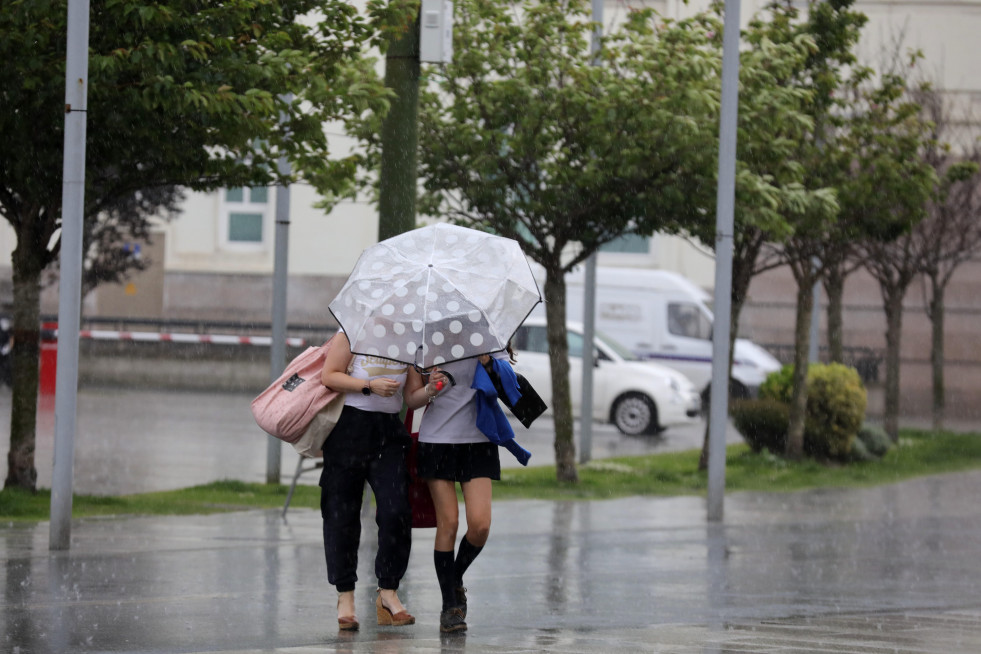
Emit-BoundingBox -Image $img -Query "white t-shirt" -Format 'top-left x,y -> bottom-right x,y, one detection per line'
343,354 -> 409,414
418,352 -> 509,445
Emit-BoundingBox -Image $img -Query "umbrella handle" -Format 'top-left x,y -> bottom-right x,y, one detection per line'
413,365 -> 457,389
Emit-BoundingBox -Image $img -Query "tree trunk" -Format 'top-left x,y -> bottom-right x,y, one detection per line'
698,420 -> 710,472
824,269 -> 845,364
928,276 -> 945,431
377,12 -> 419,241
5,252 -> 44,491
882,288 -> 904,442
697,236 -> 760,472
543,269 -> 578,482
785,281 -> 813,460
699,293 -> 746,471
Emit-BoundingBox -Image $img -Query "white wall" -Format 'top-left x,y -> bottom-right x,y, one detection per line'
161,183 -> 379,277
858,0 -> 981,91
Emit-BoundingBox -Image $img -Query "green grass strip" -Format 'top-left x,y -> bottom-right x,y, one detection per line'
1,429 -> 980,522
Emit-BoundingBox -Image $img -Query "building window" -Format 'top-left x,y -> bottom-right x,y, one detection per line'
221,187 -> 270,249
600,233 -> 650,254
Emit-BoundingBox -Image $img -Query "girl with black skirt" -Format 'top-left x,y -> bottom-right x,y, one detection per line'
404,349 -> 514,633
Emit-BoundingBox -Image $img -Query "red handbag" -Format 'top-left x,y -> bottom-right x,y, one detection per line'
404,408 -> 437,529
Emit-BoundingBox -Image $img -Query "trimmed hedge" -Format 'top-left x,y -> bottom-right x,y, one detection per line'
729,398 -> 789,454
733,362 -> 867,460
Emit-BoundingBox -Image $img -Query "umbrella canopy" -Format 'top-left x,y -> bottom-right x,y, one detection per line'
329,223 -> 541,369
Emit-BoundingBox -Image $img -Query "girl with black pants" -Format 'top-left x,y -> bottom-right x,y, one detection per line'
320,331 -> 415,631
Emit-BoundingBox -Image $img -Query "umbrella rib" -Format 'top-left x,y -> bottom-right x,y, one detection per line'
418,236 -> 439,367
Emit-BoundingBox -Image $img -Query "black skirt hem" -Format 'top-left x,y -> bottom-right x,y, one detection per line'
415,441 -> 501,482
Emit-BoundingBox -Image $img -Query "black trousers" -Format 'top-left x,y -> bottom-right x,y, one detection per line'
319,406 -> 412,592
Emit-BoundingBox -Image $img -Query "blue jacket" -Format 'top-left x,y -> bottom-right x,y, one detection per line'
471,359 -> 532,466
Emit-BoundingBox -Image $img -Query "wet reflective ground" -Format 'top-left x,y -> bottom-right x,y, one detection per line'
3,471 -> 981,653
2,386 -> 980,652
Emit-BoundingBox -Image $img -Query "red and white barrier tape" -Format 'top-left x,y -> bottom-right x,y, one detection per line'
77,329 -> 307,347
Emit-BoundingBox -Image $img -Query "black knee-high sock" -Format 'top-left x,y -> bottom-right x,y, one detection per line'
434,549 -> 457,610
453,536 -> 483,586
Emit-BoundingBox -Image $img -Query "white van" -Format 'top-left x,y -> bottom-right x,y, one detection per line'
531,265 -> 781,399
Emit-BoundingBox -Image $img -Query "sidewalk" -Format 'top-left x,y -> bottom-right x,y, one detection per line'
3,469 -> 981,653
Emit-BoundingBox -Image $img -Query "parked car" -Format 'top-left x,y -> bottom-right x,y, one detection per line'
510,317 -> 701,436
529,265 -> 782,398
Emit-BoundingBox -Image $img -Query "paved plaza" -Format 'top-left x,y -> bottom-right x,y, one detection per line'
3,470 -> 981,653
2,387 -> 981,652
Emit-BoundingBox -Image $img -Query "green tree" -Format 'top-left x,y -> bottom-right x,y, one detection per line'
820,43 -> 935,368
679,0 -> 859,465
723,0 -> 842,342
763,0 -> 868,459
412,0 -> 725,482
843,61 -> 937,441
910,86 -> 981,431
691,0 -> 839,469
0,0 -> 386,490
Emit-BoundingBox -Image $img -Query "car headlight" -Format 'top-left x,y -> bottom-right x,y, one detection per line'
669,378 -> 681,393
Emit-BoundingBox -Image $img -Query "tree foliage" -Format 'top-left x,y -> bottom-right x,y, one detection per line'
0,0 -> 386,489
411,0 -> 732,481
759,0 -> 869,458
408,0 -> 849,480
689,0 -> 840,469
845,54 -> 938,441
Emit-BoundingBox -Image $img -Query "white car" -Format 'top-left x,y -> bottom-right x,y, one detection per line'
510,317 -> 701,436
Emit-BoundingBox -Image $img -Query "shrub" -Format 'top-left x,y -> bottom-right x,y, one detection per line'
759,364 -> 795,404
847,434 -> 876,462
729,398 -> 790,454
758,362 -> 867,461
804,363 -> 866,460
857,423 -> 892,457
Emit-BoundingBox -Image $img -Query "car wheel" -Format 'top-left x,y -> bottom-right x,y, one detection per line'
611,392 -> 659,436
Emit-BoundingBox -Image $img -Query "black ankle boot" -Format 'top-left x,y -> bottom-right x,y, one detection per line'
440,607 -> 467,633
455,586 -> 467,618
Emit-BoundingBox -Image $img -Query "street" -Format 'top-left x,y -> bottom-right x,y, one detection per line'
0,386 -> 739,496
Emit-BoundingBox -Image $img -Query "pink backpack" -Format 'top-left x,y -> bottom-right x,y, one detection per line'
251,336 -> 343,454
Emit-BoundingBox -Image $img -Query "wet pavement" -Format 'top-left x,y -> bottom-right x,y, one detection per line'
3,470 -> 981,653
2,387 -> 981,652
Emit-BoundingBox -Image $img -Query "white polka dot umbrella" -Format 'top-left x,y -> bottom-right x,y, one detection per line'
328,223 -> 542,370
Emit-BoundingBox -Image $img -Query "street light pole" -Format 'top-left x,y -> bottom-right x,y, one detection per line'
579,0 -> 603,465
707,0 -> 742,523
50,0 -> 90,550
266,156 -> 291,484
